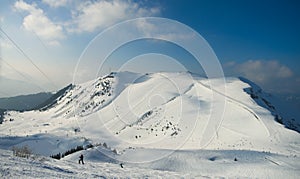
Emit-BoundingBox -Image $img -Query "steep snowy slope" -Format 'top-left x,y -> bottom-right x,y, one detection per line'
0,71 -> 299,177
239,77 -> 300,132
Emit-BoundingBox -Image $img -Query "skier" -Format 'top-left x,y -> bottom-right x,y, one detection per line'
79,154 -> 84,164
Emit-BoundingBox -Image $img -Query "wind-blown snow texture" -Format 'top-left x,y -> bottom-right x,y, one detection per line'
0,72 -> 299,178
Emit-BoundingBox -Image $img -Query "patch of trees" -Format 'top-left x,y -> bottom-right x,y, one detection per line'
50,144 -> 94,160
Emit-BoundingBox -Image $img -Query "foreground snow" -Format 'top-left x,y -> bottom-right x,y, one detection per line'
0,149 -> 185,178
1,148 -> 299,178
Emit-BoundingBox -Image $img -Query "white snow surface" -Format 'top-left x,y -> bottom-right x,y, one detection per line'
0,71 -> 299,178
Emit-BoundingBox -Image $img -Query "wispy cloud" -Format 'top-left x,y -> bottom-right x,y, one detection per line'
14,0 -> 65,46
224,60 -> 299,94
42,0 -> 69,8
134,18 -> 196,41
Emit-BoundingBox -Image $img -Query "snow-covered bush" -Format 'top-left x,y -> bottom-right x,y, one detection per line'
12,145 -> 32,158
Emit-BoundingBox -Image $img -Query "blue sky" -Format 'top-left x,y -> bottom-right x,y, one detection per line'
162,0 -> 300,69
0,0 -> 299,97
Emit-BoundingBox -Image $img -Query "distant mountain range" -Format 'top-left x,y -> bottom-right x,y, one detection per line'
0,92 -> 53,111
0,92 -> 53,124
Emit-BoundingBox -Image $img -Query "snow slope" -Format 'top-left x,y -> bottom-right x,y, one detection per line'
0,71 -> 299,178
1,147 -> 299,178
0,149 -> 186,178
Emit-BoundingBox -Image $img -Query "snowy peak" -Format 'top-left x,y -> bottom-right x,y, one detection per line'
40,71 -> 197,118
1,71 -> 299,157
42,72 -> 143,118
21,71 -> 300,136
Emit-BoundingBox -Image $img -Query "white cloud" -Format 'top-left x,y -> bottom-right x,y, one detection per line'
68,0 -> 160,33
224,60 -> 298,94
135,18 -> 157,36
134,18 -> 196,41
234,60 -> 293,83
14,0 -> 160,38
42,0 -> 69,8
14,0 -> 65,46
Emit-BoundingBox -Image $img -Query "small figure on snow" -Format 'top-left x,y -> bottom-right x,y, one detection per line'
79,154 -> 84,164
120,163 -> 124,168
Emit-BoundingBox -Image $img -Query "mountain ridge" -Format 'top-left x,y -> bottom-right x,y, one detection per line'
0,71 -> 299,158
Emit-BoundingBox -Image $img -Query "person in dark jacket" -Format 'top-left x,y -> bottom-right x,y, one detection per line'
79,154 -> 84,164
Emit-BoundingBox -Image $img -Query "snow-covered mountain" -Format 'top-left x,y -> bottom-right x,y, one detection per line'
0,71 -> 299,178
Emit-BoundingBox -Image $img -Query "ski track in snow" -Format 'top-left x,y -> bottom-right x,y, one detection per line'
197,80 -> 271,137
